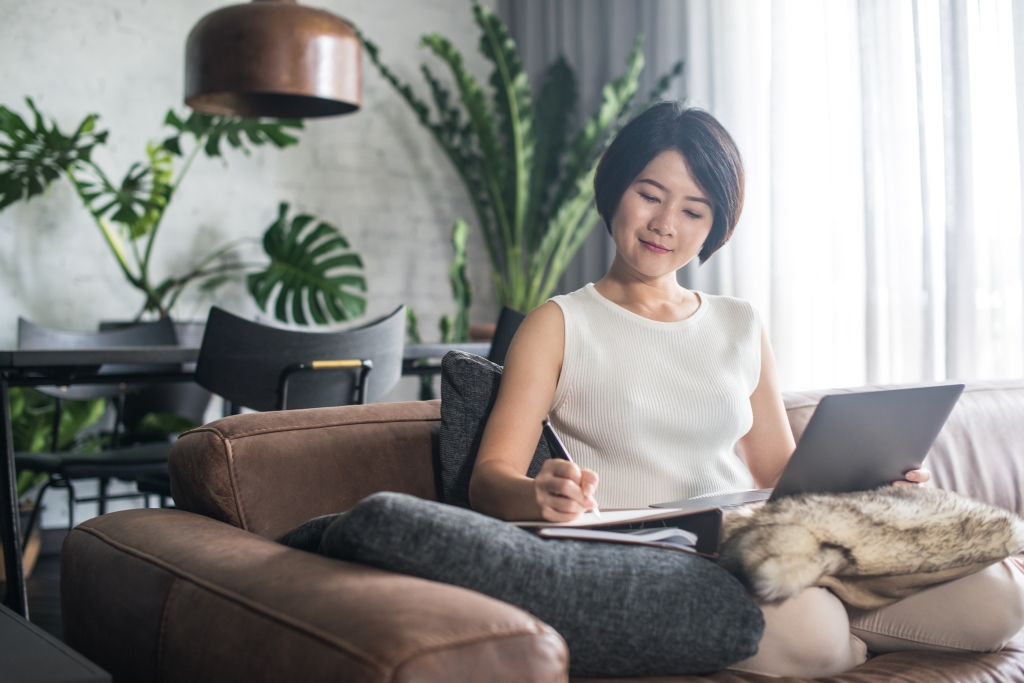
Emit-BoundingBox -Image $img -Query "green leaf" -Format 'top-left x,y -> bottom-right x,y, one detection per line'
134,411 -> 198,437
197,273 -> 237,292
162,110 -> 303,158
79,142 -> 173,239
442,218 -> 472,343
8,387 -> 106,460
421,33 -> 513,250
247,202 -> 367,325
0,98 -> 107,211
527,56 -> 577,249
162,136 -> 182,156
405,307 -> 422,345
473,0 -> 534,249
361,31 -> 503,281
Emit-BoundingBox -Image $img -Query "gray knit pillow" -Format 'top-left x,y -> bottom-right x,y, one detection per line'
439,350 -> 549,508
314,492 -> 764,678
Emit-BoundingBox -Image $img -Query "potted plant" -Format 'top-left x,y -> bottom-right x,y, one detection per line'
0,101 -> 367,326
362,1 -> 682,312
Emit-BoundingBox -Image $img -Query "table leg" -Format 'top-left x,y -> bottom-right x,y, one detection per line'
0,375 -> 28,617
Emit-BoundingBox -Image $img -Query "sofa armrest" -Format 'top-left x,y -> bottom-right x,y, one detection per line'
62,508 -> 568,683
170,401 -> 442,540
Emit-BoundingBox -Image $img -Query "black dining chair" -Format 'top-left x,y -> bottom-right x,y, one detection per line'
137,305 -> 407,499
14,317 -> 181,540
487,306 -> 526,366
99,320 -> 212,439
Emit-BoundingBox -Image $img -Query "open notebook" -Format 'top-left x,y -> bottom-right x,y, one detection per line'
512,507 -> 723,557
537,526 -> 698,552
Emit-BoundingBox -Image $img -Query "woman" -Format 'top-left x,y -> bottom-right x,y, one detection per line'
468,102 -> 1024,678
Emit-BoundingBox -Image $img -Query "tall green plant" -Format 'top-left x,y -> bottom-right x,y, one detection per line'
439,218 -> 471,343
362,2 -> 681,311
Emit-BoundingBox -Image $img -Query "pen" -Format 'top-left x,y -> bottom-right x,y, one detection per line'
542,420 -> 602,519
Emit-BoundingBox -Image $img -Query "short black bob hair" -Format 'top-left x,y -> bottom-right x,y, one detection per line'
594,102 -> 744,264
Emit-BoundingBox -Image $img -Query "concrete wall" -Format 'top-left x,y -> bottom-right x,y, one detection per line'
0,0 -> 498,397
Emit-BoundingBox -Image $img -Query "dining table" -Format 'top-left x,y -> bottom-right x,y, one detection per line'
0,341 -> 490,617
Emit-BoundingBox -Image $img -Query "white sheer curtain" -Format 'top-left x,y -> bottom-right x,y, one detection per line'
500,0 -> 1024,391
685,0 -> 1024,391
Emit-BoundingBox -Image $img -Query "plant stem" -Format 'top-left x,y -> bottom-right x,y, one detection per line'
67,171 -> 140,288
141,139 -> 204,288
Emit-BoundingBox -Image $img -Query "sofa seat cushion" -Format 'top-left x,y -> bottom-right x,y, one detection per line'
308,492 -> 764,678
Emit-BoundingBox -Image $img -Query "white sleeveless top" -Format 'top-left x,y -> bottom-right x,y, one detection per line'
548,284 -> 760,508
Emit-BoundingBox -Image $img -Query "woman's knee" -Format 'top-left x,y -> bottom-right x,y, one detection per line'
732,587 -> 867,678
956,559 -> 1024,651
850,559 -> 1024,653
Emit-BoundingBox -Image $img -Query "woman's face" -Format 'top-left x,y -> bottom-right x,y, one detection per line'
608,149 -> 715,279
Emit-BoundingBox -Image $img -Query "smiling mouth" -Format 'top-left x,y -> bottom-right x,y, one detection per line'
639,239 -> 671,254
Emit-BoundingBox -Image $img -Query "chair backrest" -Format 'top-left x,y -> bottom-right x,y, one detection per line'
99,321 -> 212,429
194,306 -> 406,411
487,306 -> 526,366
17,317 -> 178,400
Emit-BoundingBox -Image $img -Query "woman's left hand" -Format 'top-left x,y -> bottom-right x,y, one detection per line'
893,468 -> 931,487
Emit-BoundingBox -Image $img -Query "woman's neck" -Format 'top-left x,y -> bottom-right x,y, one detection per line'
593,255 -> 701,323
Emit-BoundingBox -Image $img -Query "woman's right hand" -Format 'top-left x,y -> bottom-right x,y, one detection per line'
534,459 -> 600,522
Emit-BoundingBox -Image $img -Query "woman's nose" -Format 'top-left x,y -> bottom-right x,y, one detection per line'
650,210 -> 677,236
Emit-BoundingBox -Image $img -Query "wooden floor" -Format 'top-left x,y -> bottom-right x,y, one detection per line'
0,529 -> 67,641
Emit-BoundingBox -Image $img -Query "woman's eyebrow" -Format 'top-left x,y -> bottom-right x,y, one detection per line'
636,178 -> 712,206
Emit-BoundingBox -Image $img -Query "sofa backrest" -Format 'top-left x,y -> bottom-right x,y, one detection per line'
170,380 -> 1024,540
784,379 -> 1024,517
169,400 -> 442,540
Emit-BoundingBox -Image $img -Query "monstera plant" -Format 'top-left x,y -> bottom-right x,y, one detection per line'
362,1 -> 681,312
0,100 -> 365,325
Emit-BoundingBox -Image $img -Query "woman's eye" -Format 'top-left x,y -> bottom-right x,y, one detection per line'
684,210 -> 704,219
639,192 -> 658,203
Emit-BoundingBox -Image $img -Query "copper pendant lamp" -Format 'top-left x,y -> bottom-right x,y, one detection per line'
185,0 -> 361,118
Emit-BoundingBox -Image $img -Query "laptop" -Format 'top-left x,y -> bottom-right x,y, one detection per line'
647,384 -> 965,510
539,384 -> 962,511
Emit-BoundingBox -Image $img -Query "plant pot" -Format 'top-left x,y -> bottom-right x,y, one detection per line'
469,323 -> 496,342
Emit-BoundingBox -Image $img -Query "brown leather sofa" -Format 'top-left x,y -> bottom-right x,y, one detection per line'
61,380 -> 1024,682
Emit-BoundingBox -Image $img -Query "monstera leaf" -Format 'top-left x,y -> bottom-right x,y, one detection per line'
247,203 -> 366,325
77,142 -> 174,238
162,111 -> 303,158
0,98 -> 108,211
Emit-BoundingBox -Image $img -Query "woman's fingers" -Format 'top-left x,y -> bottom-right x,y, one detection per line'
579,468 -> 600,510
535,459 -> 594,520
906,468 -> 931,483
893,468 -> 932,486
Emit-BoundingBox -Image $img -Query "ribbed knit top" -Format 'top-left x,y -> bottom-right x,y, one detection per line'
548,284 -> 760,508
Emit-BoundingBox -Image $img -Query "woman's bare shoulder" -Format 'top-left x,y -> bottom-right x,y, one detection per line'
503,301 -> 564,370
525,300 -> 564,328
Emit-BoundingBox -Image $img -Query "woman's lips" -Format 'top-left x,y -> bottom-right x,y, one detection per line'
639,239 -> 671,254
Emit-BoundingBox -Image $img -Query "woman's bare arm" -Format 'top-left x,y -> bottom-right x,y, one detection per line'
737,323 -> 931,488
469,302 -> 598,521
737,323 -> 796,488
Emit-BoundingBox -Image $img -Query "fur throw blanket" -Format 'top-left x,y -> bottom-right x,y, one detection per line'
718,486 -> 1024,609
